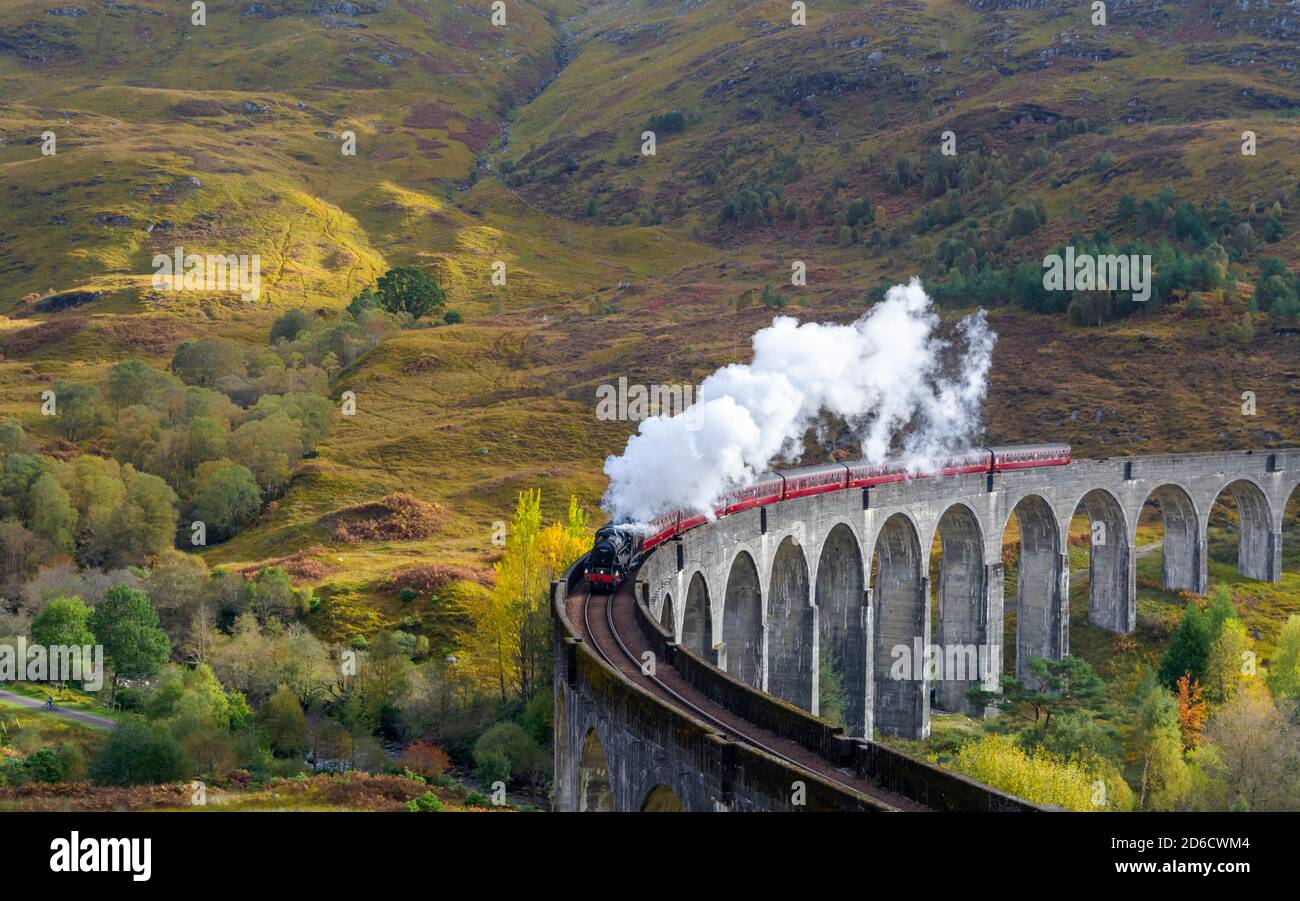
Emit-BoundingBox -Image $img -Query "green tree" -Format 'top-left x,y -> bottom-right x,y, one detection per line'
30,595 -> 95,648
185,417 -> 229,470
27,472 -> 75,552
259,684 -> 307,757
0,420 -> 32,456
270,308 -> 310,344
1206,584 -> 1238,635
248,566 -> 303,622
1035,709 -> 1116,765
374,266 -> 445,319
1159,601 -> 1213,688
24,747 -> 65,784
1126,676 -> 1190,810
346,287 -> 379,318
113,405 -> 164,471
818,648 -> 846,728
191,465 -> 262,541
89,716 -> 185,786
171,337 -> 247,389
1268,614 -> 1300,701
51,381 -> 109,442
1197,683 -> 1300,810
0,452 -> 50,520
229,414 -> 304,496
1205,617 -> 1250,705
112,467 -> 179,565
249,394 -> 332,454
89,584 -> 172,700
106,360 -> 179,414
473,721 -> 547,790
969,655 -> 1105,733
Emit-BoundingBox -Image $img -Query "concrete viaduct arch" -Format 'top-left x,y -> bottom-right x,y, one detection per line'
636,450 -> 1300,744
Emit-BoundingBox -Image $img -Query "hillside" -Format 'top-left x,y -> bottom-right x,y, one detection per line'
0,0 -> 1296,650
0,3 -> 1294,816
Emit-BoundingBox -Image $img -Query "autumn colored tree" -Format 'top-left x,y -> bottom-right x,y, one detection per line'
1176,674 -> 1207,750
1268,614 -> 1300,701
1205,617 -> 1251,705
464,491 -> 588,703
1197,682 -> 1300,810
398,741 -> 451,779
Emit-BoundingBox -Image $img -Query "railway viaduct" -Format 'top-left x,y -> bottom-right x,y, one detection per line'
554,449 -> 1300,811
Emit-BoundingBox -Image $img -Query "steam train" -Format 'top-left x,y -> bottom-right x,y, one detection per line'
583,444 -> 1071,590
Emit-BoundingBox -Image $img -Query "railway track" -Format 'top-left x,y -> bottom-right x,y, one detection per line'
572,582 -> 925,812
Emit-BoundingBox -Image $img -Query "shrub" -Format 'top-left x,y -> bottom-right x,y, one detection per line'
270,308 -> 309,344
950,735 -> 1101,811
473,721 -> 546,788
404,791 -> 444,812
89,717 -> 186,786
24,748 -> 65,783
647,110 -> 686,134
474,749 -> 510,788
397,741 -> 451,780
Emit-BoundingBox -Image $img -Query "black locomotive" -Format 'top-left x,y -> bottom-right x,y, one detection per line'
584,523 -> 640,591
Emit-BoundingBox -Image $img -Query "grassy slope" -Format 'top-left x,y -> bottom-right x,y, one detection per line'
0,0 -> 1295,647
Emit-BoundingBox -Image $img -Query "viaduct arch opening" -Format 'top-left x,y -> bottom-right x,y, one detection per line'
640,784 -> 684,812
659,592 -> 675,638
815,523 -> 868,736
871,513 -> 928,740
1069,489 -> 1133,635
767,536 -> 814,710
1003,495 -> 1065,679
931,504 -> 988,714
1140,484 -> 1203,594
681,572 -> 714,663
578,729 -> 614,812
1286,485 -> 1300,576
722,551 -> 763,689
1208,480 -> 1276,583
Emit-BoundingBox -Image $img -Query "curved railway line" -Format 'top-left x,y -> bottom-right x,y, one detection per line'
568,578 -> 927,812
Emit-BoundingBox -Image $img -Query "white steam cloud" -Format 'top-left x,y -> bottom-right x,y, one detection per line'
601,279 -> 996,523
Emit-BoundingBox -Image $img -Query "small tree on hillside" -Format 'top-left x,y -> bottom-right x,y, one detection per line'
969,655 -> 1104,734
374,266 -> 445,320
1159,601 -> 1213,689
191,464 -> 262,540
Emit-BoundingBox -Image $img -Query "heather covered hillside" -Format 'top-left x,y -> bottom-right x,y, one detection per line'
0,0 -> 1297,812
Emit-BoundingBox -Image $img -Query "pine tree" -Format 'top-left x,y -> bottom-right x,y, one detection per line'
1158,601 -> 1212,688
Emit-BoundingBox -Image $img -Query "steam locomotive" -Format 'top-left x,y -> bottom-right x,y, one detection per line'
583,444 -> 1070,590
